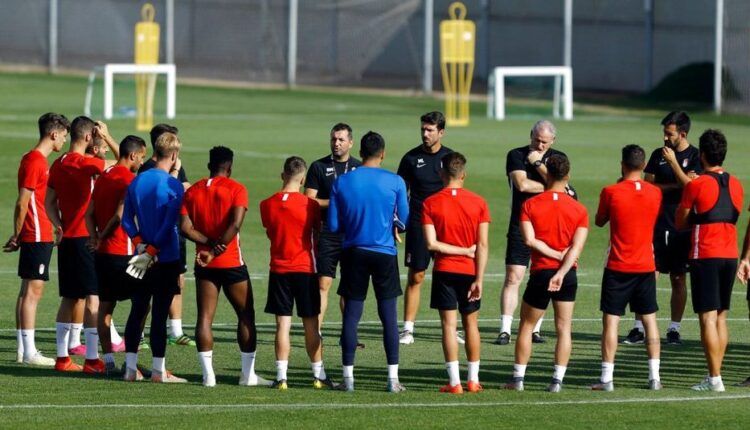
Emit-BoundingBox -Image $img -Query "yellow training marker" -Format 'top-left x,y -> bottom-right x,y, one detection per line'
440,2 -> 475,127
134,3 -> 160,131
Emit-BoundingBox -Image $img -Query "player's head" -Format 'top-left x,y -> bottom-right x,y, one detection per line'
282,156 -> 307,186
360,131 -> 385,162
698,129 -> 727,167
154,132 -> 181,165
661,111 -> 690,148
621,144 -> 646,173
440,152 -> 467,184
119,135 -> 148,172
208,146 -> 234,177
420,111 -> 446,149
150,123 -> 179,149
70,116 -> 96,148
546,153 -> 570,182
330,123 -> 354,159
38,112 -> 70,151
530,120 -> 556,152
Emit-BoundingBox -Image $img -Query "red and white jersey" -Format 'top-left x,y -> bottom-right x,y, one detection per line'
259,191 -> 320,274
48,152 -> 105,238
181,176 -> 248,269
91,165 -> 135,255
17,150 -> 53,243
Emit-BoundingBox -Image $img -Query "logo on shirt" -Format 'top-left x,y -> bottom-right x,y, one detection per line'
416,158 -> 426,168
325,167 -> 335,176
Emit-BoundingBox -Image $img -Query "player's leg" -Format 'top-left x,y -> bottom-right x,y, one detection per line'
273,315 -> 291,388
54,297 -> 81,371
742,297 -> 750,387
149,263 -> 183,383
123,286 -> 151,381
67,299 -> 85,354
318,275 -> 334,327
15,288 -> 23,362
373,252 -> 403,392
439,309 -> 461,391
195,276 -> 220,387
264,271 -> 293,388
690,260 -> 727,391
19,279 -> 53,365
498,264 -> 526,344
641,312 -> 662,388
168,239 -> 194,346
400,223 -> 430,344
592,313 -> 619,391
316,231 -> 341,328
461,310 -> 481,392
505,301 -> 543,390
227,271 -> 268,386
82,294 -> 105,373
296,273 -> 332,389
549,299 -> 575,390
337,249 -> 367,391
97,300 -> 116,365
667,272 -> 687,343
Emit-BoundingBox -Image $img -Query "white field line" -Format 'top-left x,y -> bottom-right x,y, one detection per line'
1,394 -> 750,410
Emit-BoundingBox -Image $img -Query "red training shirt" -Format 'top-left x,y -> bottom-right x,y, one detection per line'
181,176 -> 248,269
91,165 -> 135,255
259,191 -> 320,274
421,187 -> 491,276
597,179 -> 661,273
17,150 -> 53,243
48,152 -> 105,238
520,190 -> 589,272
679,171 -> 743,259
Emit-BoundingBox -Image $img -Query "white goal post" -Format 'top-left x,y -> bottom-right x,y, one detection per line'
84,63 -> 176,119
487,66 -> 573,121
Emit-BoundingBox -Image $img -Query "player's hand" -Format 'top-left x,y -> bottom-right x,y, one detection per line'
170,157 -> 182,177
86,235 -> 99,252
737,259 -> 750,285
466,244 -> 477,259
687,171 -> 698,180
211,243 -> 227,256
53,225 -> 63,246
548,272 -> 564,292
467,280 -> 482,302
3,235 -> 19,252
126,253 -> 155,279
135,242 -> 147,255
558,247 -> 570,261
94,121 -> 111,140
196,250 -> 214,267
661,147 -> 677,165
527,150 -> 543,164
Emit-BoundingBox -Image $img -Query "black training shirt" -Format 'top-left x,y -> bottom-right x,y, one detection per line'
644,144 -> 702,230
397,144 -> 453,220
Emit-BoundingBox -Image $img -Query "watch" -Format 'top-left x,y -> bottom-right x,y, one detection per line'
533,159 -> 543,167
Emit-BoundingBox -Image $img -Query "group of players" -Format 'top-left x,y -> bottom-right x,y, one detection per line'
6,110 -> 750,393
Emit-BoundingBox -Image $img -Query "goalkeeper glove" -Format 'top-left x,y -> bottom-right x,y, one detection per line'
126,253 -> 155,279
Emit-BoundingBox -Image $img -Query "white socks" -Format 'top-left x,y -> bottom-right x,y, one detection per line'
125,352 -> 138,371
104,353 -> 115,365
388,364 -> 399,381
84,328 -> 99,360
553,365 -> 567,382
21,329 -> 37,358
709,375 -> 722,385
633,320 -> 644,332
467,360 -> 480,383
110,320 -> 123,344
648,358 -> 660,381
533,317 -> 544,334
500,315 -> 513,334
198,351 -> 215,385
668,321 -> 681,332
311,361 -> 327,380
241,351 -> 256,378
169,319 -> 184,338
601,361 -> 615,383
513,363 -> 527,379
153,356 -> 166,374
69,323 -> 83,348
403,321 -> 415,333
276,360 -> 288,381
446,361 -> 460,386
55,322 -> 71,357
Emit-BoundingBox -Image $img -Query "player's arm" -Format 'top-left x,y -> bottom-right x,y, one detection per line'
98,200 -> 125,240
44,186 -> 63,245
594,189 -> 609,227
662,147 -> 693,187
674,181 -> 695,232
468,222 -> 490,302
215,206 -> 246,254
84,200 -> 99,250
674,207 -> 691,232
304,188 -> 329,208
94,121 -> 119,161
4,188 -> 32,252
548,226 -> 589,292
509,170 -> 545,194
737,217 -> 750,285
520,220 -> 565,261
423,224 -> 475,256
179,214 -> 210,245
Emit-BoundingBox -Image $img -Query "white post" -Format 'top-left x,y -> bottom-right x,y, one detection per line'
166,0 -> 174,64
553,76 -> 561,118
563,67 -> 573,120
287,0 -> 298,88
714,0 -> 724,114
423,0 -> 434,95
104,66 -> 113,120
166,65 -> 176,118
48,0 -> 58,73
563,0 -> 572,68
495,69 -> 505,120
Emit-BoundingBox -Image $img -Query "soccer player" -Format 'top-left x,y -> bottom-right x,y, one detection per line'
675,129 -> 743,392
397,111 -> 453,345
4,113 -> 69,366
591,145 -> 662,391
262,156 -> 335,390
304,123 -> 361,330
139,123 -> 195,347
181,146 -> 270,387
329,131 -> 409,392
504,154 -> 588,392
422,152 -> 490,394
85,135 -> 147,373
497,120 -> 573,346
625,111 -> 700,345
46,116 -> 119,373
121,132 -> 186,383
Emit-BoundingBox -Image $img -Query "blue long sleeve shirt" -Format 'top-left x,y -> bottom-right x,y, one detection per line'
122,168 -> 184,263
328,166 -> 409,255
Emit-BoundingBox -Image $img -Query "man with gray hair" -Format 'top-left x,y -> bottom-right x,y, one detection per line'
496,120 -> 575,346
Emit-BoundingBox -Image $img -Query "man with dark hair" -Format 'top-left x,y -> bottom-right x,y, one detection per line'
422,152 -> 490,394
329,131 -> 409,392
676,129 -> 743,392
138,123 -> 194,347
262,156 -> 335,390
504,154 -> 588,392
304,123 -> 362,331
46,116 -> 119,373
122,132 -> 186,383
497,120 -> 573,346
85,135 -> 147,373
626,111 -> 701,345
4,113 -> 69,367
591,144 -> 663,391
180,146 -> 269,387
397,111 -> 454,345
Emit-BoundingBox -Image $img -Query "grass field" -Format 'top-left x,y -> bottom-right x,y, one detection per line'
1,72 -> 750,428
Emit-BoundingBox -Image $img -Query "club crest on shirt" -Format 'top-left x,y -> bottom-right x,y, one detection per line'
682,158 -> 688,168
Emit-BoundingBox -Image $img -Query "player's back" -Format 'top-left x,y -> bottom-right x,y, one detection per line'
260,191 -> 319,273
49,152 -> 104,237
92,165 -> 135,255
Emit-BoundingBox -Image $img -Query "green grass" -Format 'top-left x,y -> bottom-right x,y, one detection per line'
1,72 -> 750,428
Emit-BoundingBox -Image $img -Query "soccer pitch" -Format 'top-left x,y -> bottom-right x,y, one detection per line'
1,72 -> 750,428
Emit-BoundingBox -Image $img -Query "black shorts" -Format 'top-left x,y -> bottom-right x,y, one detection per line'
430,271 -> 480,314
316,228 -> 343,278
338,248 -> 402,301
178,235 -> 187,274
404,219 -> 432,271
265,272 -> 320,318
505,223 -> 530,267
689,258 -> 737,313
95,253 -> 136,302
600,269 -> 658,316
138,260 -> 182,296
58,237 -> 98,299
653,228 -> 690,274
194,265 -> 250,289
523,269 -> 577,310
18,242 -> 53,281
